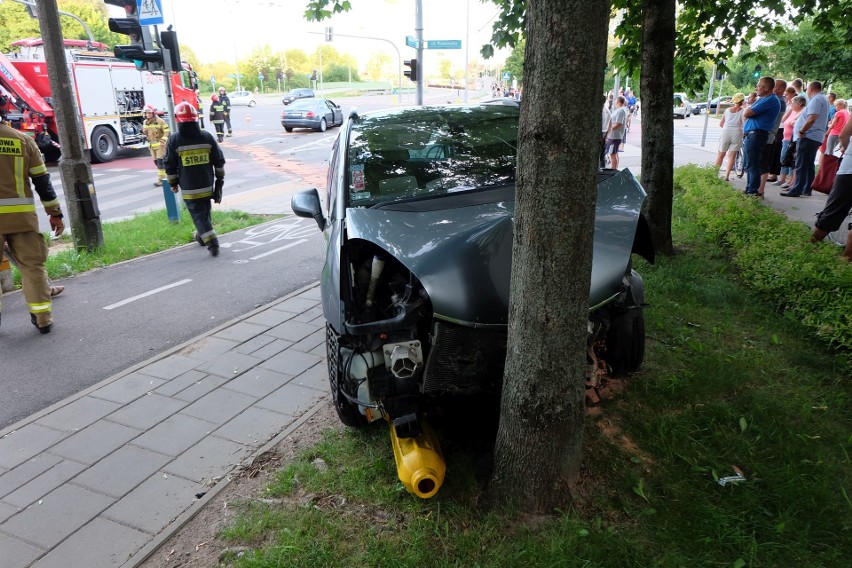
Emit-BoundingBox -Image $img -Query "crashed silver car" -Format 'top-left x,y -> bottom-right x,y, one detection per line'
291,103 -> 654,497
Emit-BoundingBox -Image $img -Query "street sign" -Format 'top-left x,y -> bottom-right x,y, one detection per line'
502,72 -> 511,80
426,39 -> 462,50
137,0 -> 164,26
405,35 -> 420,49
258,72 -> 264,81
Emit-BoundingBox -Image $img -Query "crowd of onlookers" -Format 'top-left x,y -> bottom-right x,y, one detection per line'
713,77 -> 851,260
600,88 -> 638,170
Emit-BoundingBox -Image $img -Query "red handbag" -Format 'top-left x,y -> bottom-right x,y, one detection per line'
811,154 -> 842,195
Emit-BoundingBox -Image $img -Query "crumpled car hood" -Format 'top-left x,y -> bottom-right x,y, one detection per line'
345,169 -> 646,326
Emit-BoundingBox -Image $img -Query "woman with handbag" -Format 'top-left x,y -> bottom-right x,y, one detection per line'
779,94 -> 804,189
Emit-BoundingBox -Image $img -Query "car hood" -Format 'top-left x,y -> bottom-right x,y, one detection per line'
345,169 -> 647,326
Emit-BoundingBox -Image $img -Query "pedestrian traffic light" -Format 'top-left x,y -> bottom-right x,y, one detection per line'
753,65 -> 762,79
311,69 -> 318,81
159,30 -> 182,73
404,59 -> 417,82
325,26 -> 333,41
107,1 -> 163,71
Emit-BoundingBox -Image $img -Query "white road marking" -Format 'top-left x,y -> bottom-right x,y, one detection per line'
89,174 -> 138,187
103,279 -> 192,310
249,239 -> 308,260
248,137 -> 281,146
277,138 -> 333,155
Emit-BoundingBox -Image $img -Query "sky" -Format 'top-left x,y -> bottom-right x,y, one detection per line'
107,0 -> 508,72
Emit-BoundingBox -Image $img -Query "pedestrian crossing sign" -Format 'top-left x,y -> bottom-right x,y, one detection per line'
138,0 -> 164,26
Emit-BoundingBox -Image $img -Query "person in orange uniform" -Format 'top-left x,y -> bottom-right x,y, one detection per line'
142,104 -> 170,186
0,95 -> 64,333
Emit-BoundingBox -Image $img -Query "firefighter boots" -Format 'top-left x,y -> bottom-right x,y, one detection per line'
208,238 -> 220,257
30,313 -> 52,334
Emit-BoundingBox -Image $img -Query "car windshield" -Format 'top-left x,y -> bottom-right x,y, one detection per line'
346,105 -> 519,207
288,99 -> 316,110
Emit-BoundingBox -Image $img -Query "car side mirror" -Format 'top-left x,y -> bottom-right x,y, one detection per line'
291,188 -> 326,231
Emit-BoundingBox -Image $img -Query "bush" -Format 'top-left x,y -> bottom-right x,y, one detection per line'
673,165 -> 852,369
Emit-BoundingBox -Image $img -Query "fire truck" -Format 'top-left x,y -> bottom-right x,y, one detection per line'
0,38 -> 200,163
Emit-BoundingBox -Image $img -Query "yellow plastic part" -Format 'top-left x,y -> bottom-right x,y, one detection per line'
389,419 -> 446,499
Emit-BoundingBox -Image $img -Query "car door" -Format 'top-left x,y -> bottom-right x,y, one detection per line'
326,100 -> 343,125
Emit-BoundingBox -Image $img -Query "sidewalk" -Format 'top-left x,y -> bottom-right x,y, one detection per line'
0,283 -> 329,567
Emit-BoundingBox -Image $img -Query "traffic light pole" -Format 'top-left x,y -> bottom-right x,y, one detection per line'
415,0 -> 423,105
154,25 -> 180,223
37,0 -> 103,251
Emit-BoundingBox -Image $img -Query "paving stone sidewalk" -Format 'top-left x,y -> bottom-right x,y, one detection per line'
0,283 -> 329,568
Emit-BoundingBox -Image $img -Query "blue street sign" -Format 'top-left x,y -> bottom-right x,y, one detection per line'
405,35 -> 420,49
502,72 -> 511,80
426,39 -> 462,50
258,72 -> 264,81
137,0 -> 165,26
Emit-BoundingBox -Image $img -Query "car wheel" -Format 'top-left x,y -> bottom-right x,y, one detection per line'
326,324 -> 369,428
284,127 -> 293,132
248,100 -> 256,107
606,307 -> 645,375
318,118 -> 327,132
90,126 -> 117,163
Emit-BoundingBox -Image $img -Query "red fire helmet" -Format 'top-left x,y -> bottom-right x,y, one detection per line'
174,101 -> 198,123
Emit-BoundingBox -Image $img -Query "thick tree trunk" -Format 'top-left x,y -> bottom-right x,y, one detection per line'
487,0 -> 609,512
640,0 -> 676,256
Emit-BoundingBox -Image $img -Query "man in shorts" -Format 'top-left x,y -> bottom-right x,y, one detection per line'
607,96 -> 627,170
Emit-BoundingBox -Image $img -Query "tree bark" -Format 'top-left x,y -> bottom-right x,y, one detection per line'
487,0 -> 609,512
639,0 -> 677,256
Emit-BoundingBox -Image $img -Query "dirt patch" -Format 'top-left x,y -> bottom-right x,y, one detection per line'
137,401 -> 342,568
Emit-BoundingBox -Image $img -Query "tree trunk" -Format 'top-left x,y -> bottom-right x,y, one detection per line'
639,0 -> 676,256
487,0 -> 609,512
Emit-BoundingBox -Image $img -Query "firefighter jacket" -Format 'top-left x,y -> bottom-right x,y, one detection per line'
0,122 -> 62,234
209,102 -> 226,124
163,129 -> 225,201
219,94 -> 231,115
142,116 -> 170,159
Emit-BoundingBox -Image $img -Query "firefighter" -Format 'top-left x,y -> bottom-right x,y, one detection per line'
164,101 -> 225,257
142,104 -> 170,186
0,95 -> 64,333
218,87 -> 233,137
209,94 -> 226,142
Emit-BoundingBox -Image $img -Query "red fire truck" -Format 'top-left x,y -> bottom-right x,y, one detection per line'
0,38 -> 200,163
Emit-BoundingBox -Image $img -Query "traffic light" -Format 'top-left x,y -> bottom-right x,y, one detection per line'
311,69 -> 318,81
159,30 -> 182,73
404,59 -> 417,82
753,65 -> 762,79
107,1 -> 163,71
325,27 -> 333,41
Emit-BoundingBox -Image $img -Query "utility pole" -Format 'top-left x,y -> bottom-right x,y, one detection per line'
37,0 -> 103,250
415,0 -> 424,105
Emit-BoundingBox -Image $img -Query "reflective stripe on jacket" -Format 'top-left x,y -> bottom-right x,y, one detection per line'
0,123 -> 59,233
163,131 -> 226,201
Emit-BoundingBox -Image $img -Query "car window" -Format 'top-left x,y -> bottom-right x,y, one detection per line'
345,106 -> 519,207
674,96 -> 684,106
289,99 -> 317,110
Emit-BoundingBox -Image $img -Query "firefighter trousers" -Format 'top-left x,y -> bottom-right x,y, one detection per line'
223,113 -> 232,134
185,198 -> 218,247
0,231 -> 52,326
212,122 -> 225,140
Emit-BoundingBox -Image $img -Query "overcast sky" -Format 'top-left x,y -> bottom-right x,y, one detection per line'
109,0 -> 507,71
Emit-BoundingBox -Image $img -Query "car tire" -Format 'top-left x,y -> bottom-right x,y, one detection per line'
284,127 -> 293,132
248,100 -> 256,107
326,324 -> 369,428
605,307 -> 645,375
90,126 -> 117,163
318,118 -> 327,132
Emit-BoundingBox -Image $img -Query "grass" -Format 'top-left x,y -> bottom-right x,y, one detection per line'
6,208 -> 275,284
215,191 -> 851,567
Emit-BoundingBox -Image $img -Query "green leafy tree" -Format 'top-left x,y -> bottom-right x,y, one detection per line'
0,0 -> 122,52
503,37 -> 524,84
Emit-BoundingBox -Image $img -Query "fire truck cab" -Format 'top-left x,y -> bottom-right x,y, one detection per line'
0,38 -> 199,163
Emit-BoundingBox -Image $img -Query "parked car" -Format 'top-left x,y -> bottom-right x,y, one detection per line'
227,90 -> 256,107
691,100 -> 708,115
280,98 -> 343,132
282,88 -> 315,105
674,92 -> 693,118
290,103 -> 654,450
707,95 -> 734,114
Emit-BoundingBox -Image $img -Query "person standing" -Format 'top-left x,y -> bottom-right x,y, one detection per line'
824,99 -> 848,156
758,78 -> 787,193
142,104 -> 170,186
217,87 -> 233,137
164,101 -> 226,257
0,95 -> 64,333
715,92 -> 746,181
778,91 -> 803,189
742,76 -> 781,196
600,95 -> 611,169
811,115 -> 852,261
781,81 -> 831,197
606,96 -> 627,170
209,94 -> 226,142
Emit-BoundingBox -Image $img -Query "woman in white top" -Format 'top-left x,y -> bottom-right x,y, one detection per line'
715,93 -> 746,181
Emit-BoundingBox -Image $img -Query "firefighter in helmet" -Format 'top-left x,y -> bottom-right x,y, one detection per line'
142,104 -> 170,186
164,101 -> 225,256
217,87 -> 233,137
209,94 -> 226,142
0,95 -> 64,333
